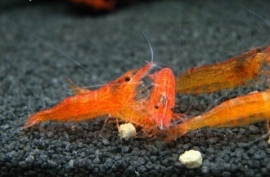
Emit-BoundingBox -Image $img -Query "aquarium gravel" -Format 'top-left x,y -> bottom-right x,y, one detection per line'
1,0 -> 270,176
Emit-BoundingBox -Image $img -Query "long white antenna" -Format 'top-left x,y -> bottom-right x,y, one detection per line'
141,30 -> 154,63
247,9 -> 270,26
12,21 -> 92,76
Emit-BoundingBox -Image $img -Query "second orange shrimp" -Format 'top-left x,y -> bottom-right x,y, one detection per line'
165,89 -> 270,141
176,46 -> 270,94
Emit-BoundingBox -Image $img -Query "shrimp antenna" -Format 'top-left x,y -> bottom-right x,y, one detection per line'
247,9 -> 270,26
246,9 -> 270,46
11,21 -> 93,76
141,30 -> 154,63
243,131 -> 270,147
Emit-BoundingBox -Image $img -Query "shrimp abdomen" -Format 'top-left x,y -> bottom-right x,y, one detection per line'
22,91 -> 110,129
176,49 -> 263,94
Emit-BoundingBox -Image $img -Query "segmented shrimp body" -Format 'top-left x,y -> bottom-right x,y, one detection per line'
165,89 -> 270,141
22,62 -> 154,129
176,46 -> 270,94
148,68 -> 185,129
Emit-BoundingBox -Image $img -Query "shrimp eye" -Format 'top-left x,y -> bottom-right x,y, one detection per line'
125,77 -> 131,82
256,48 -> 262,53
154,105 -> 159,109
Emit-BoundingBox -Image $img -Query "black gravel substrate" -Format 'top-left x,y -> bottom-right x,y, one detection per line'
1,0 -> 270,176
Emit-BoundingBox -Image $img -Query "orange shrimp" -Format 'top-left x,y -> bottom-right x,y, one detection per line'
148,68 -> 185,130
21,62 -> 155,129
176,46 -> 270,94
165,89 -> 270,141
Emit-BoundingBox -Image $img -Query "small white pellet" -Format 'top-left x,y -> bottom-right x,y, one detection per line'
179,150 -> 202,169
119,123 -> 136,140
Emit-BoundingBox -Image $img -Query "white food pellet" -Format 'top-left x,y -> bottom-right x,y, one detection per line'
119,123 -> 136,140
179,150 -> 202,169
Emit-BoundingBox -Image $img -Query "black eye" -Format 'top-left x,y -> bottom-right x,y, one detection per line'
125,77 -> 131,81
154,105 -> 159,109
256,48 -> 262,53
